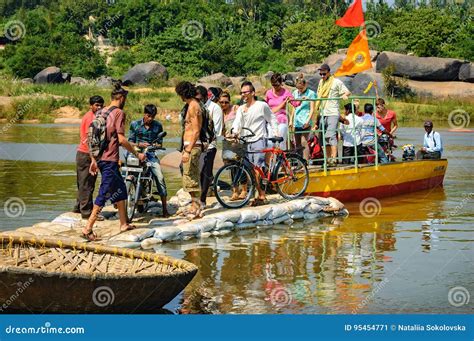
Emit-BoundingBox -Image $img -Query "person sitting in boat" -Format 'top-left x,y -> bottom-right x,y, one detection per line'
416,120 -> 443,160
340,103 -> 363,165
128,104 -> 169,217
360,103 -> 391,164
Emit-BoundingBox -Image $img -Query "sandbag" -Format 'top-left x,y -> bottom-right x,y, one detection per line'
238,210 -> 259,224
109,228 -> 154,242
153,226 -> 182,241
252,206 -> 273,220
272,213 -> 291,225
289,211 -> 304,220
208,210 -> 242,223
236,222 -> 257,230
286,199 -> 310,214
269,205 -> 288,219
304,212 -> 324,220
183,218 -> 217,233
283,218 -> 294,225
178,224 -> 202,237
140,237 -> 163,249
305,203 -> 323,214
215,220 -> 234,231
305,196 -> 331,206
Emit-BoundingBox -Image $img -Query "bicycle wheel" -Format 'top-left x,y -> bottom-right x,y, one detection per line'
274,154 -> 309,199
126,179 -> 138,222
214,162 -> 255,209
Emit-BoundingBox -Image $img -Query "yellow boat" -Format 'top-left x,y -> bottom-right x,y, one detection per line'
305,159 -> 448,202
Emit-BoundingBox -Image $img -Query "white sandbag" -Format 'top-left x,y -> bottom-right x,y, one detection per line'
200,232 -> 212,238
305,196 -> 331,206
327,197 -> 345,211
305,203 -> 323,214
236,222 -> 257,230
337,208 -> 349,216
109,228 -> 154,242
304,212 -> 324,220
272,213 -> 291,225
286,199 -> 310,214
289,211 -> 304,220
252,206 -> 273,220
269,205 -> 288,219
51,215 -> 81,228
178,223 -> 202,237
283,218 -> 294,225
212,230 -> 231,236
140,237 -> 163,249
184,218 -> 217,233
106,241 -> 141,249
208,210 -> 242,223
153,226 -> 182,241
238,210 -> 259,224
215,220 -> 234,231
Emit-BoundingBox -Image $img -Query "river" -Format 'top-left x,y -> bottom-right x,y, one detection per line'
0,123 -> 472,314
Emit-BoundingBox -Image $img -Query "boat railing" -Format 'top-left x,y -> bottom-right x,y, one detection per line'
285,95 -> 379,174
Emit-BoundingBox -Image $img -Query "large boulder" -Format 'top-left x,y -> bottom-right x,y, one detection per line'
376,52 -> 466,81
459,63 -> 474,83
198,72 -> 232,87
322,53 -> 346,73
20,78 -> 33,84
122,61 -> 168,85
407,80 -> 474,98
351,72 -> 385,97
95,76 -> 114,88
34,67 -> 69,84
296,63 -> 321,75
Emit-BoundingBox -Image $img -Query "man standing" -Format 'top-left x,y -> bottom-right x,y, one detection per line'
176,81 -> 203,219
417,120 -> 443,160
315,63 -> 351,167
128,104 -> 169,217
340,103 -> 364,165
360,103 -> 390,164
232,81 -> 278,205
82,83 -> 145,241
195,86 -> 223,208
74,96 -> 104,220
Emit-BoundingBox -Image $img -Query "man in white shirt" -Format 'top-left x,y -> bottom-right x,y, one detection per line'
316,64 -> 351,167
232,81 -> 278,204
417,120 -> 443,160
340,103 -> 363,165
196,85 -> 224,208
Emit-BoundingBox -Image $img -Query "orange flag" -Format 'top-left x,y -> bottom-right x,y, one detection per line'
335,0 -> 365,27
334,29 -> 372,77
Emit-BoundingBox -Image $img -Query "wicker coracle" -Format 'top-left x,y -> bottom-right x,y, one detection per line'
0,235 -> 198,313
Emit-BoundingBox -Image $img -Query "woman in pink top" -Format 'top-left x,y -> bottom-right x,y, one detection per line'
265,73 -> 293,148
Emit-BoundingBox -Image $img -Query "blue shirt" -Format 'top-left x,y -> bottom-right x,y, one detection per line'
292,88 -> 317,128
128,119 -> 163,145
360,113 -> 385,146
423,131 -> 443,154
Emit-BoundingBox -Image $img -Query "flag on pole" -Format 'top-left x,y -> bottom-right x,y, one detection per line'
335,0 -> 365,27
334,29 -> 372,77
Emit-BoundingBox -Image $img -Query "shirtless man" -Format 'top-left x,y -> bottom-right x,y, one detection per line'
175,81 -> 203,218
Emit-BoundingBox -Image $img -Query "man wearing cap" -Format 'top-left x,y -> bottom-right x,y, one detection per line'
315,63 -> 351,167
416,120 -> 443,160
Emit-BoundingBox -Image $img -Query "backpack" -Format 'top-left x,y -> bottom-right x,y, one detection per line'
87,106 -> 118,159
180,102 -> 215,151
308,133 -> 323,159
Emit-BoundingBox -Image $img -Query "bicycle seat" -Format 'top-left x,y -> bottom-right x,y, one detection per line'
267,137 -> 284,143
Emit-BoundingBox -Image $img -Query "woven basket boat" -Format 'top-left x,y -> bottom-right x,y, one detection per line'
0,236 -> 198,313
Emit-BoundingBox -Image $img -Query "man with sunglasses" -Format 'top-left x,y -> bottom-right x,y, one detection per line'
231,81 -> 278,205
316,63 -> 351,167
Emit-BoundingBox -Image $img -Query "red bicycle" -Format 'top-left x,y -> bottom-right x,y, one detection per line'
214,128 -> 309,209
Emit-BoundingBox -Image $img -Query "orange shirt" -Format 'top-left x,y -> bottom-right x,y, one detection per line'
77,111 -> 95,154
376,110 -> 396,133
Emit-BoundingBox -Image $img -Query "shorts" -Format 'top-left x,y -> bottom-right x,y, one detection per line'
322,115 -> 339,146
95,161 -> 127,207
247,139 -> 266,168
182,147 -> 202,194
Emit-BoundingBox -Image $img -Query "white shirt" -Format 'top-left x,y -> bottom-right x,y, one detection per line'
318,77 -> 350,117
423,131 -> 443,154
340,114 -> 363,147
205,99 -> 223,149
231,101 -> 278,143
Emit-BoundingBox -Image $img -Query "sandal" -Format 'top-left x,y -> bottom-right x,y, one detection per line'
230,193 -> 240,201
238,191 -> 248,200
250,198 -> 268,207
81,229 -> 98,242
120,224 -> 137,232
185,207 -> 202,221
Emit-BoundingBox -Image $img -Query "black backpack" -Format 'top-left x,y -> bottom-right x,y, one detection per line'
87,106 -> 118,159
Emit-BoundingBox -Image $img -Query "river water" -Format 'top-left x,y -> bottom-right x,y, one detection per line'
0,123 -> 472,314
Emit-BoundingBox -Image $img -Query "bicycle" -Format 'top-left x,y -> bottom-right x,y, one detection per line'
213,128 -> 309,209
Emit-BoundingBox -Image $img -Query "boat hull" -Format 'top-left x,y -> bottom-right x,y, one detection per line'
306,159 -> 448,202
